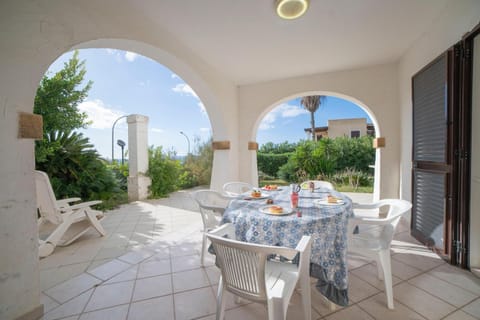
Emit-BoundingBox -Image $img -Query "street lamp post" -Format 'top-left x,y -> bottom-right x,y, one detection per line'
117,139 -> 126,165
179,131 -> 190,155
112,115 -> 128,163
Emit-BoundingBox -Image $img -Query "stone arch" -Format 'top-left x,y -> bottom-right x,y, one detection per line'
30,38 -> 236,190
42,38 -> 226,141
252,90 -> 382,200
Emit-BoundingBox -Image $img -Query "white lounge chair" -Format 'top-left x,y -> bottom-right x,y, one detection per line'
35,170 -> 106,258
208,223 -> 312,320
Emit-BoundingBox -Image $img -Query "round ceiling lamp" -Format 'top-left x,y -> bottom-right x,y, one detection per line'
276,0 -> 309,20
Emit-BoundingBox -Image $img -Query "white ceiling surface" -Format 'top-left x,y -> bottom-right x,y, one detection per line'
141,0 -> 449,85
1,0 -> 450,86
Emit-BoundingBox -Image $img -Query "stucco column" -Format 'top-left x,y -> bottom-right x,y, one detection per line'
127,114 -> 151,201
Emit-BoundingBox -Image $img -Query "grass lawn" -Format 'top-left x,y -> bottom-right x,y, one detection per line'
260,179 -> 373,193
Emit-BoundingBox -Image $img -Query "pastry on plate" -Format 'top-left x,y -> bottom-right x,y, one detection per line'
327,195 -> 340,203
251,190 -> 262,198
264,184 -> 278,190
268,205 -> 283,214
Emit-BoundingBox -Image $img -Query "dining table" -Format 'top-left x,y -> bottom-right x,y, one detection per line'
221,186 -> 354,306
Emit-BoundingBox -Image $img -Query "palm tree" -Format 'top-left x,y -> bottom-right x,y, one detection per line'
300,95 -> 326,141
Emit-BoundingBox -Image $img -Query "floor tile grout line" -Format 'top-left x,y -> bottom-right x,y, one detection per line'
426,264 -> 480,297
124,262 -> 141,320
405,273 -> 479,310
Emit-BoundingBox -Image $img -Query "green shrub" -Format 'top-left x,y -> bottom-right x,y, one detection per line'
257,153 -> 291,178
273,136 -> 375,185
178,137 -> 213,188
36,131 -> 124,210
147,146 -> 182,197
108,162 -> 129,191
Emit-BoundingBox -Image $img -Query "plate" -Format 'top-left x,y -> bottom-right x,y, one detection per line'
244,192 -> 270,200
313,199 -> 345,206
259,205 -> 293,215
261,187 -> 283,191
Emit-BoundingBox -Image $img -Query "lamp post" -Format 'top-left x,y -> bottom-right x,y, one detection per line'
117,139 -> 126,165
179,131 -> 190,155
112,115 -> 128,163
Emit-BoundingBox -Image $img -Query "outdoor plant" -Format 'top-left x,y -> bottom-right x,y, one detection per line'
34,50 -> 125,209
147,146 -> 182,197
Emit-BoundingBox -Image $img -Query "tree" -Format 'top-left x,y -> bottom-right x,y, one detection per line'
300,95 -> 325,141
34,50 -> 92,133
33,51 -> 124,208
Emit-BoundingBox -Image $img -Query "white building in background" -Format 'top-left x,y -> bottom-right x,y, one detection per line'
304,118 -> 375,140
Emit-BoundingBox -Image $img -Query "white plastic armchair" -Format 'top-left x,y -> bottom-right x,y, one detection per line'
190,189 -> 231,266
222,181 -> 254,197
35,170 -> 106,258
208,223 -> 312,320
348,199 -> 412,309
300,180 -> 334,190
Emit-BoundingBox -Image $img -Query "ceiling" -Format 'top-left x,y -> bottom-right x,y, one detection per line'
2,0 -> 451,86
138,0 -> 449,85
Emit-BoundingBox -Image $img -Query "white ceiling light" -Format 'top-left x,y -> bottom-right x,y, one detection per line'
276,0 -> 309,20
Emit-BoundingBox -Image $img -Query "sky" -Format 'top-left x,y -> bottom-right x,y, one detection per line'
46,49 -> 372,160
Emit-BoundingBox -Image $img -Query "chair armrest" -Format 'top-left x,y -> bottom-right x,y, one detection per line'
208,223 -> 236,239
352,202 -> 381,210
57,197 -> 82,206
350,213 -> 403,226
294,235 -> 312,254
201,205 -> 226,214
66,200 -> 102,211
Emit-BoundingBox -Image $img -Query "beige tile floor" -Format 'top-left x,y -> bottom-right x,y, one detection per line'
39,189 -> 480,320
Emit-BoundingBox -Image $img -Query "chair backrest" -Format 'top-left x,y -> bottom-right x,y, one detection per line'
377,199 -> 412,242
207,232 -> 303,302
191,189 -> 230,230
352,199 -> 412,246
209,235 -> 269,301
300,180 -> 334,190
222,181 -> 253,196
34,170 -> 63,225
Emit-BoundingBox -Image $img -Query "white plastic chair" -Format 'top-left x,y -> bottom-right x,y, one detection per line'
35,170 -> 106,258
190,189 -> 231,266
348,199 -> 412,309
300,180 -> 334,190
208,223 -> 312,320
222,181 -> 254,196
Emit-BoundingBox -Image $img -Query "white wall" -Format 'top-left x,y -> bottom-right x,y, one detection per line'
398,0 -> 480,201
0,3 -> 238,319
238,63 -> 398,200
328,118 -> 367,138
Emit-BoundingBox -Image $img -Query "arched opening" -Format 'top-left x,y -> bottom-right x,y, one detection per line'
253,91 -> 381,200
35,46 -> 221,288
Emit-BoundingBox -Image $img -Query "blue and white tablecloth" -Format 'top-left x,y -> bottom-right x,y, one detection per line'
221,188 -> 353,306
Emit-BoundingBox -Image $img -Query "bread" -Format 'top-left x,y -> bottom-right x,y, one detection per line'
327,195 -> 339,203
268,205 -> 283,214
251,190 -> 262,198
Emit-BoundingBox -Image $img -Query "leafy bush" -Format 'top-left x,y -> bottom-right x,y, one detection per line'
331,168 -> 373,190
259,141 -> 298,154
333,136 -> 375,172
274,136 -> 375,186
147,146 -> 182,197
257,153 -> 291,177
178,137 -> 213,188
108,162 -> 129,191
36,131 -> 124,209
